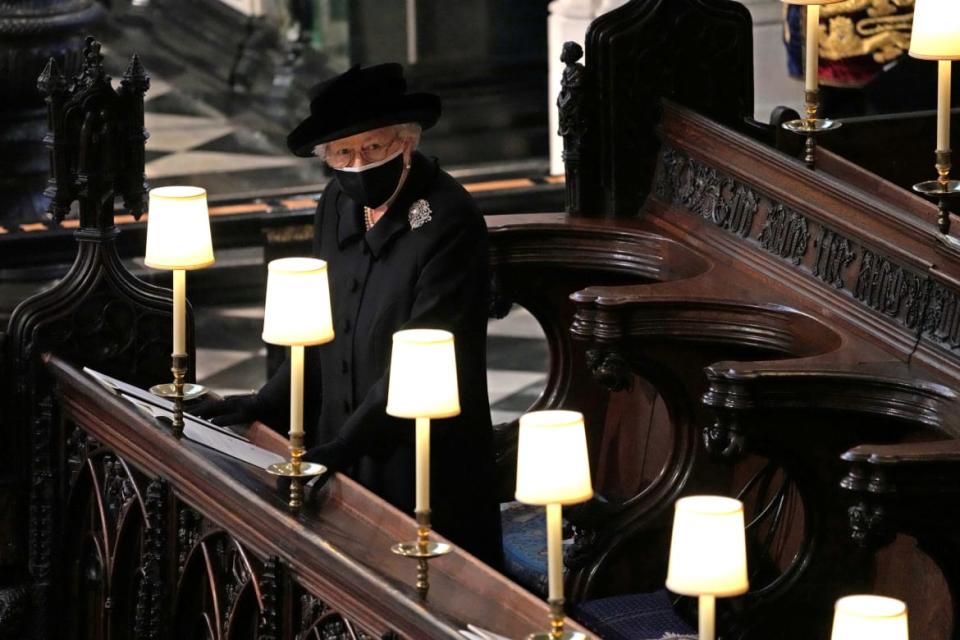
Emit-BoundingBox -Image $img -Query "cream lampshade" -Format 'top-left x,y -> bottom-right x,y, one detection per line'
515,410 -> 594,506
262,258 -> 335,347
909,0 -> 960,61
666,496 -> 749,640
144,186 -> 215,270
386,329 -> 461,419
831,595 -> 909,640
262,257 -> 334,443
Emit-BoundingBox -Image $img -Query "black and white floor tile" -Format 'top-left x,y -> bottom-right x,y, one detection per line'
195,304 -> 548,424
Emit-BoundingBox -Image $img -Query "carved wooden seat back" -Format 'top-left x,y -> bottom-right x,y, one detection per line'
539,1 -> 960,637
560,0 -> 754,218
1,39 -> 191,639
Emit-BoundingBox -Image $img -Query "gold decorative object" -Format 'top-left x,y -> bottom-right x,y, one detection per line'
144,186 -> 215,433
908,0 -> 960,236
781,0 -> 846,168
265,430 -> 326,511
260,258 -> 335,511
390,510 -> 451,601
386,329 -> 461,600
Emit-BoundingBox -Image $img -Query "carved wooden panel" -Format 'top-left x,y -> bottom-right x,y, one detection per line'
57,417 -> 383,640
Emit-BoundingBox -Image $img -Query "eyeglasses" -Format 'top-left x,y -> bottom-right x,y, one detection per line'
325,134 -> 400,169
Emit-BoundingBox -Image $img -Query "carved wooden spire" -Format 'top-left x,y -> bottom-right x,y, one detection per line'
37,37 -> 151,228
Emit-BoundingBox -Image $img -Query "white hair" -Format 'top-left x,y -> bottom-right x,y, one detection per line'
313,122 -> 422,160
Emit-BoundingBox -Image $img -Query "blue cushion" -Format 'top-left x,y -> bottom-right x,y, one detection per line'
501,502 -> 548,596
571,591 -> 696,640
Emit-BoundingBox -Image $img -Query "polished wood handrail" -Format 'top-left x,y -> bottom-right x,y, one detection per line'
47,354 -> 591,640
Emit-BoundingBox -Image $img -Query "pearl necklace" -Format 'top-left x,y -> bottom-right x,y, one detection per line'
364,206 -> 375,231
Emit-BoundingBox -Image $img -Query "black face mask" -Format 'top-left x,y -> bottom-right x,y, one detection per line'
333,150 -> 405,208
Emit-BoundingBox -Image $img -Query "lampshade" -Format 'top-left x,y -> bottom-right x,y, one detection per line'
831,595 -> 909,640
779,0 -> 844,5
515,410 -> 594,505
261,258 -> 335,346
910,0 -> 960,60
144,186 -> 215,270
666,496 -> 749,597
385,329 -> 461,419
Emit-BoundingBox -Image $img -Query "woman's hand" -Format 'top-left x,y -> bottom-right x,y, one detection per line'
191,393 -> 260,427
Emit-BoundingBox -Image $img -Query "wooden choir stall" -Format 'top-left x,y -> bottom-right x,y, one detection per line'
6,0 -> 960,639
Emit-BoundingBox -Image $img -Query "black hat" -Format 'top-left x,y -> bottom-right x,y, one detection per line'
286,63 -> 441,157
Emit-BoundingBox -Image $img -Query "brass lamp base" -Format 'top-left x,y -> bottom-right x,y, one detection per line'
149,353 -> 200,438
782,118 -> 842,169
391,510 -> 451,601
913,149 -> 960,235
390,540 -> 451,558
781,117 -> 841,134
266,442 -> 326,512
913,179 -> 960,196
149,382 -> 208,400
781,90 -> 842,169
525,598 -> 586,640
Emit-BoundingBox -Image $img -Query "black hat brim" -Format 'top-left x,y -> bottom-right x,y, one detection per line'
287,93 -> 440,158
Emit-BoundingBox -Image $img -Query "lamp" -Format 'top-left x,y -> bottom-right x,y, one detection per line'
515,410 -> 593,640
909,0 -> 960,235
666,496 -> 749,640
831,595 -> 909,640
144,185 -> 215,436
261,257 -> 334,511
386,329 -> 460,600
781,0 -> 845,168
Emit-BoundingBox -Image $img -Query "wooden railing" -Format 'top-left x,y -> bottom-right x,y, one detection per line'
47,355 -> 590,640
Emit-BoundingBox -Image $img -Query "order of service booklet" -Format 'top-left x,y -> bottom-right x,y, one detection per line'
82,367 -> 285,470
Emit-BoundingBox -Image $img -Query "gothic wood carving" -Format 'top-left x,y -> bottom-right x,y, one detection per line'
574,0 -> 754,217
3,38 -> 189,639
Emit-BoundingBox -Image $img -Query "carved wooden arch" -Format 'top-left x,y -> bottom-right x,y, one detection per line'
579,0 -> 754,218
486,217 -> 711,497
174,530 -> 264,640
60,445 -> 152,639
1,39 -> 185,639
565,282 -> 845,601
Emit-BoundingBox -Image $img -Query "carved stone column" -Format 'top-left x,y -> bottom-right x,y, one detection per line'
0,0 -> 104,228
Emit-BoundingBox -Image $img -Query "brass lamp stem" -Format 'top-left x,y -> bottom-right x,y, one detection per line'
548,598 -> 565,639
390,508 -> 451,601
803,89 -> 819,168
415,510 -> 432,599
288,433 -> 305,511
170,353 -> 187,438
938,149 -> 953,233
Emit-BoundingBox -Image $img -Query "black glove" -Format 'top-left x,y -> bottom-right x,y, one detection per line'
190,393 -> 260,427
303,439 -> 353,474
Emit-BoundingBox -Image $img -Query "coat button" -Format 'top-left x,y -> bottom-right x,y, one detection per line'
343,400 -> 351,414
341,319 -> 351,332
341,360 -> 349,373
350,278 -> 359,292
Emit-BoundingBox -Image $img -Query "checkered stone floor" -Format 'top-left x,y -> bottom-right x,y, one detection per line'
195,304 -> 548,425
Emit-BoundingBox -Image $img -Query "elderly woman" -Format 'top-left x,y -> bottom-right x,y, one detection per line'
201,64 -> 503,567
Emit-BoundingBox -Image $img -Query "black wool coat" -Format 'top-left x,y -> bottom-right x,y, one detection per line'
256,152 -> 503,567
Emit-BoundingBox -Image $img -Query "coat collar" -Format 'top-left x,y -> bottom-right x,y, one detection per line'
335,151 -> 438,259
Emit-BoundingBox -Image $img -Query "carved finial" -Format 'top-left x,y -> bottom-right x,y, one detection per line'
561,41 -> 583,65
37,58 -> 66,97
121,54 -> 151,94
81,36 -> 106,83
